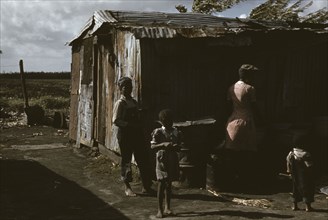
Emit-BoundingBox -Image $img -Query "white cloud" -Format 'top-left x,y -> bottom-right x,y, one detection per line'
304,0 -> 328,14
1,0 -> 326,72
239,14 -> 247,19
0,0 -> 193,72
218,0 -> 266,18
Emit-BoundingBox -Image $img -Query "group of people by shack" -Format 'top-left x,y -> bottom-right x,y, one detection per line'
112,64 -> 315,218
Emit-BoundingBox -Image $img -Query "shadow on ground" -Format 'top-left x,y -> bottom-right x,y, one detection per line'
0,159 -> 128,220
177,210 -> 294,219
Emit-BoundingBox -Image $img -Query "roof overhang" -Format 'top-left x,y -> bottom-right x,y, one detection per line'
69,10 -> 328,46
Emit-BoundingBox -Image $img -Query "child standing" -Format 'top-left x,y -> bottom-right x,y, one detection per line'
286,134 -> 315,212
112,76 -> 153,196
151,109 -> 183,218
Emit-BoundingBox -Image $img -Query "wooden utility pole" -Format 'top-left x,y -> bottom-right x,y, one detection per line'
19,59 -> 29,108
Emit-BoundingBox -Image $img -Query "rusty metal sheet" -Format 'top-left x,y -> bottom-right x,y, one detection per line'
101,30 -> 142,153
70,49 -> 81,95
69,10 -> 328,44
79,84 -> 94,147
95,45 -> 105,144
109,10 -> 248,28
68,49 -> 81,141
76,38 -> 94,147
96,44 -> 115,145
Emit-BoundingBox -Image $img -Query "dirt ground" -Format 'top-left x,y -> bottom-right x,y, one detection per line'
1,124 -> 327,220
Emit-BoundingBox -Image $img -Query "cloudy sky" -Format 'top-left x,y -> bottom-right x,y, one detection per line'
0,0 -> 326,73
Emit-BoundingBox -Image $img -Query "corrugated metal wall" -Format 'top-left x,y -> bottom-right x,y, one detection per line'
139,34 -> 327,144
70,29 -> 327,162
257,35 -> 328,173
77,37 -> 95,147
140,37 -> 253,142
252,32 -> 328,123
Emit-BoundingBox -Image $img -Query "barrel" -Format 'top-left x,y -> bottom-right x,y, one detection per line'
174,118 -> 216,188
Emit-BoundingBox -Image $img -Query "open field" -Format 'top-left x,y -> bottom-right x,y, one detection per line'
0,77 -> 71,116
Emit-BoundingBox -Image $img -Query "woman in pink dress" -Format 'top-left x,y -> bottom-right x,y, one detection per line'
225,64 -> 260,189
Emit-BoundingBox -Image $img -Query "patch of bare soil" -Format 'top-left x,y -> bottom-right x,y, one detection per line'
83,153 -> 143,190
0,113 -> 68,149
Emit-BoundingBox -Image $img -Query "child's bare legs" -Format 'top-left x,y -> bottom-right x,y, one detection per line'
164,181 -> 175,216
156,181 -> 165,218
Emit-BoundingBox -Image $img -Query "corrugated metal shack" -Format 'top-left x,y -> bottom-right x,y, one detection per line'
68,10 -> 328,177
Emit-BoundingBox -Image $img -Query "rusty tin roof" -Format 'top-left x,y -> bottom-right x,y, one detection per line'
69,10 -> 328,45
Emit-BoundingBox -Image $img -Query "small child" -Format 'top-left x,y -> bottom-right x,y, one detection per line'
286,134 -> 315,212
151,109 -> 183,218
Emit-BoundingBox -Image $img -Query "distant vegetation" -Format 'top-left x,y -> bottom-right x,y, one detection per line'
0,73 -> 71,116
0,72 -> 71,79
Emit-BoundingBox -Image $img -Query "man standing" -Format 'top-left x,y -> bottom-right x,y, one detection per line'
112,76 -> 153,196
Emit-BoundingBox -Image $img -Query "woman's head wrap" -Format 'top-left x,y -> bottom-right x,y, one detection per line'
238,64 -> 259,80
